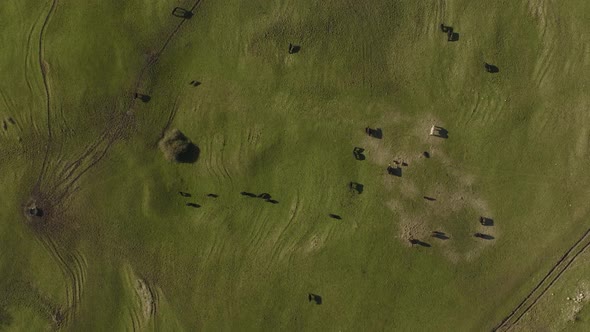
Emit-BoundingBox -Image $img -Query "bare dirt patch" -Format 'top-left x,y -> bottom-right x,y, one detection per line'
370,114 -> 495,261
135,278 -> 155,322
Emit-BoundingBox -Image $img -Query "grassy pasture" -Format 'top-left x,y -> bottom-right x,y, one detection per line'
0,0 -> 589,330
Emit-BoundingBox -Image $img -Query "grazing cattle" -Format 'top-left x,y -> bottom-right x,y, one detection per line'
349,182 -> 364,194
172,7 -> 194,19
288,43 -> 301,54
353,147 -> 366,160
308,293 -> 322,305
365,127 -> 383,139
484,63 -> 500,73
387,165 -> 402,177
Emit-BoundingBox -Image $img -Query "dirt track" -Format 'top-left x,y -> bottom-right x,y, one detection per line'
494,227 -> 590,331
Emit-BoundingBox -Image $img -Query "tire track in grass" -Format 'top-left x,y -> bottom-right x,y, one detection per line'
206,138 -> 224,186
36,0 -> 205,200
24,5 -> 46,99
528,0 -> 559,88
219,136 -> 234,186
35,0 -> 58,191
35,234 -> 84,326
493,227 -> 590,331
213,134 -> 233,184
28,0 -> 204,327
266,193 -> 300,269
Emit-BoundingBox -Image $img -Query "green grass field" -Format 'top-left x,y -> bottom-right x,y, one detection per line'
0,0 -> 589,330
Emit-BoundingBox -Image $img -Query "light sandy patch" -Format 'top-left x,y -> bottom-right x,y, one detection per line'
376,116 -> 496,262
398,217 -> 430,247
135,278 -> 155,321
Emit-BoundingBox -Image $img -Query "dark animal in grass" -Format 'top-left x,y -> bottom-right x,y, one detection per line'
159,129 -> 200,163
431,126 -> 449,138
387,165 -> 402,177
28,207 -> 43,217
480,217 -> 494,226
329,214 -> 342,220
240,192 -> 256,197
423,196 -> 436,201
365,127 -> 383,139
134,93 -> 151,103
440,24 -> 452,33
207,193 -> 219,198
353,147 -> 366,160
186,203 -> 200,208
189,80 -> 201,87
423,151 -> 430,158
440,24 -> 459,41
288,43 -> 301,54
172,7 -> 194,19
349,182 -> 364,194
308,293 -> 322,305
474,233 -> 494,240
484,63 -> 499,73
179,191 -> 191,197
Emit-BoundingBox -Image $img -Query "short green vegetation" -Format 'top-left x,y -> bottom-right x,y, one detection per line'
0,0 -> 589,330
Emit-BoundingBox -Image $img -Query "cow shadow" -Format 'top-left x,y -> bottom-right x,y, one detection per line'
329,214 -> 342,220
186,202 -> 201,208
474,233 -> 494,240
207,193 -> 219,198
241,192 -> 256,197
179,191 -> 192,197
410,239 -> 432,247
432,231 -> 449,240
485,63 -> 500,73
